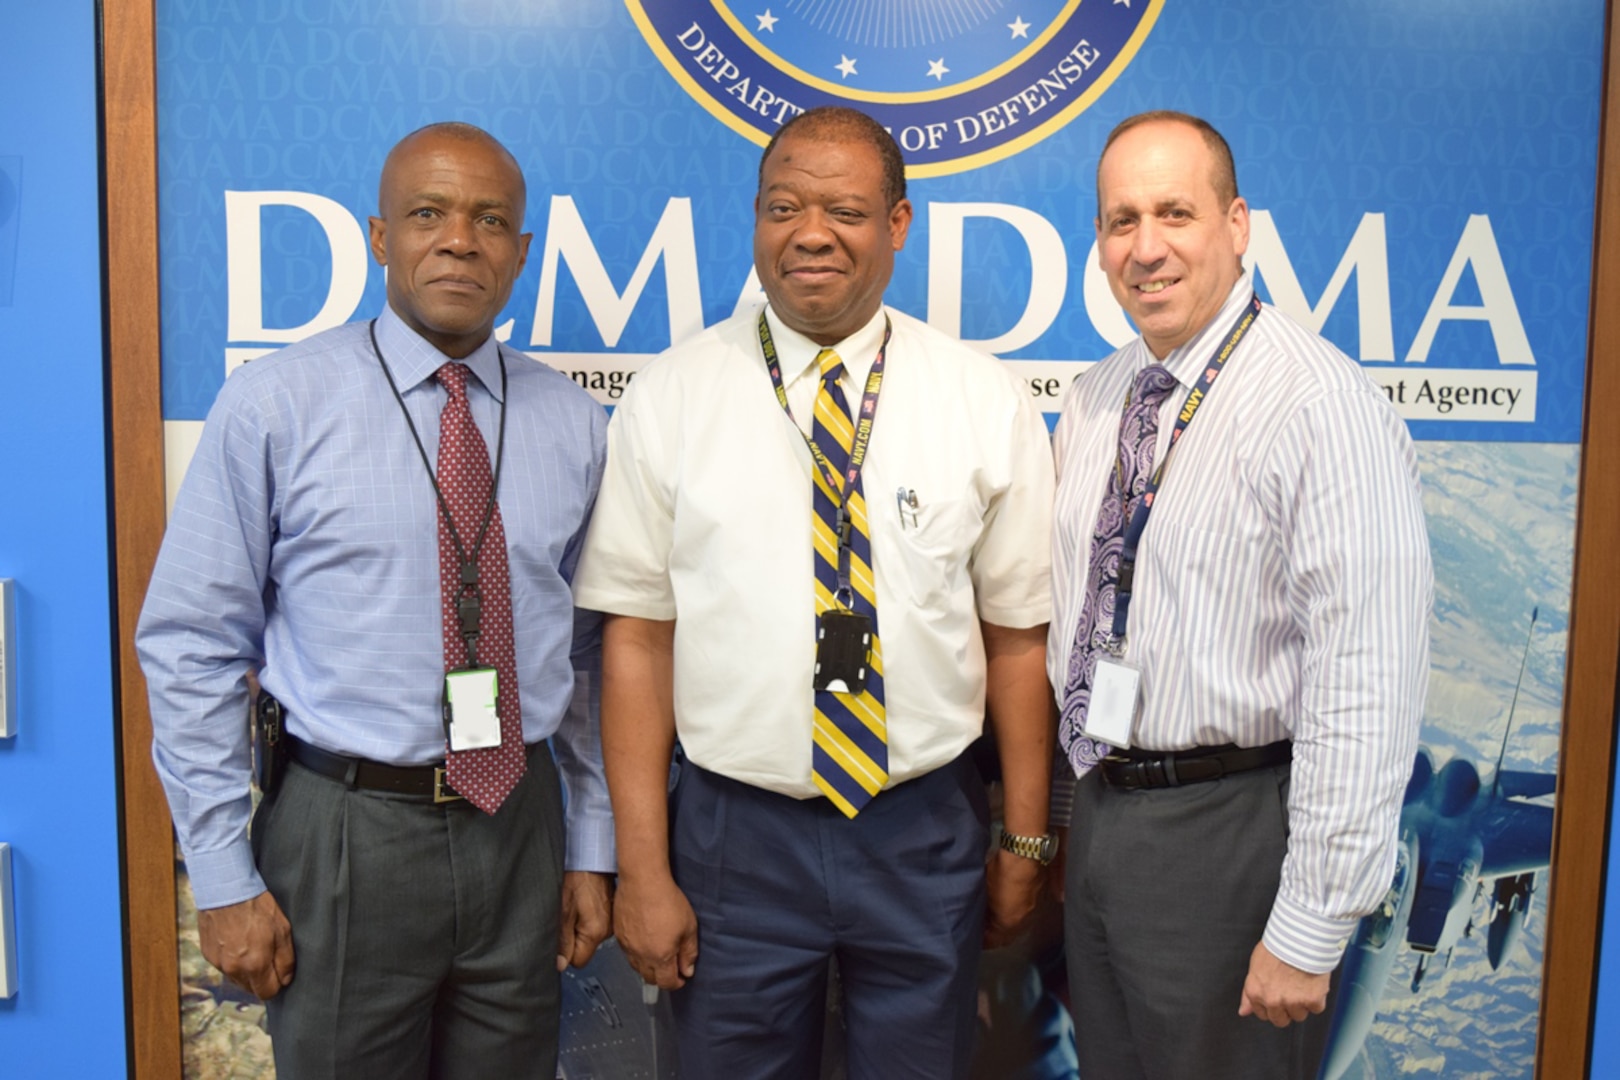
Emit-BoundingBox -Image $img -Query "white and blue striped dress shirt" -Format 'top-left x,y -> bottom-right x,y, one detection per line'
137,306 -> 613,910
1047,273 -> 1432,974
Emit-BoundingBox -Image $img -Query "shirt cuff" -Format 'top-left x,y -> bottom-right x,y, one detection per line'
565,814 -> 617,875
977,597 -> 1053,631
572,589 -> 676,623
1262,890 -> 1361,975
184,839 -> 268,911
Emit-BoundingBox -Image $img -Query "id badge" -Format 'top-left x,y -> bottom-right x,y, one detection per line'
445,667 -> 502,751
814,609 -> 872,695
1086,656 -> 1140,748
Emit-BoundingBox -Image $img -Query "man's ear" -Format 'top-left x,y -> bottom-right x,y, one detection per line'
515,232 -> 533,276
368,216 -> 388,266
1227,196 -> 1250,259
888,198 -> 914,252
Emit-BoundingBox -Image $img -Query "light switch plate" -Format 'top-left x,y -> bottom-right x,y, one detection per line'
0,579 -> 13,738
0,843 -> 15,998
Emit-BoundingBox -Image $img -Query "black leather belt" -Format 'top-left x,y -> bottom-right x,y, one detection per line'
1099,740 -> 1292,790
287,735 -> 464,804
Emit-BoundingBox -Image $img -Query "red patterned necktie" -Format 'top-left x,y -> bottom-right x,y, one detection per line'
436,361 -> 525,812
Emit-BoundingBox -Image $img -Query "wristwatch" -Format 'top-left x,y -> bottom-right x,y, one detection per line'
998,830 -> 1058,866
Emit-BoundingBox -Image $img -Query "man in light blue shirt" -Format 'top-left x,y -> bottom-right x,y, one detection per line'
137,122 -> 613,1079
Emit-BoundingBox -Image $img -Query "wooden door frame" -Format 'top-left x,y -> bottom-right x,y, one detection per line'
1537,2 -> 1620,1076
101,1 -> 1620,1076
102,0 -> 180,1075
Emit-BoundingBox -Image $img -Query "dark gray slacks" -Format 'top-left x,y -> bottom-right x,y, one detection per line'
254,741 -> 564,1080
1064,763 -> 1334,1080
669,756 -> 990,1080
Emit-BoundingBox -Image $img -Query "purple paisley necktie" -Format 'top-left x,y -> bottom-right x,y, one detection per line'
1059,363 -> 1180,776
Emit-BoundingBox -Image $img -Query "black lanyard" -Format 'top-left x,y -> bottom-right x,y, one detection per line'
758,310 -> 891,610
1111,293 -> 1262,642
369,319 -> 508,667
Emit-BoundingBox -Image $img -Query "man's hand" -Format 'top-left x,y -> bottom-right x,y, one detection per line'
984,847 -> 1044,948
556,871 -> 614,971
614,872 -> 699,991
196,890 -> 295,1000
1238,941 -> 1330,1027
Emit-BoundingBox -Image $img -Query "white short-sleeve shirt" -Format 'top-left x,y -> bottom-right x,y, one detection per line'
573,303 -> 1054,798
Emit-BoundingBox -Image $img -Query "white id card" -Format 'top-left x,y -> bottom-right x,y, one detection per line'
1086,656 -> 1141,748
445,668 -> 502,751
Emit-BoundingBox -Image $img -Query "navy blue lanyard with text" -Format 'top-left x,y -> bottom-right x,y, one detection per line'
757,310 -> 891,610
1110,294 -> 1262,642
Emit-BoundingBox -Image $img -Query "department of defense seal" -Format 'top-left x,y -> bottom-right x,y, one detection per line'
625,0 -> 1162,176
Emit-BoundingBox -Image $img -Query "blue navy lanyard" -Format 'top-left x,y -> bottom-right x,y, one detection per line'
757,310 -> 891,609
1110,293 -> 1262,642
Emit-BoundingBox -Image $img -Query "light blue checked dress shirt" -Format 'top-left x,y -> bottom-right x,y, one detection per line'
137,306 -> 612,909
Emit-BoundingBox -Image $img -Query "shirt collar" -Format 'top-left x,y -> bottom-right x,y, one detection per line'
374,304 -> 506,401
764,304 -> 889,392
1154,270 -> 1258,390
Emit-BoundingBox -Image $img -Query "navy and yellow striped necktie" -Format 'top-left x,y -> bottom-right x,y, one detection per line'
809,348 -> 889,816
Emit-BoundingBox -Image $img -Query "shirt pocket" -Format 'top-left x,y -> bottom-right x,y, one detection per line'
883,495 -> 982,609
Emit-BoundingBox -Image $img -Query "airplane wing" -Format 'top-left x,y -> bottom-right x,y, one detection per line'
1497,769 -> 1556,800
1476,791 -> 1555,877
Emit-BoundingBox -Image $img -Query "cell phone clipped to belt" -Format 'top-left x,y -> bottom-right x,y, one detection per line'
254,691 -> 287,796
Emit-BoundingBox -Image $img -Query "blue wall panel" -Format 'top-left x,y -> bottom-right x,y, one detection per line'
0,3 -> 128,1076
1591,690 -> 1620,1077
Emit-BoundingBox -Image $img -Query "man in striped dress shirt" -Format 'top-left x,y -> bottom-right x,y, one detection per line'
1050,111 -> 1431,1078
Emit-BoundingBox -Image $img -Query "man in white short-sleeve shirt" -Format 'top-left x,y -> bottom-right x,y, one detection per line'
572,106 -> 1056,1080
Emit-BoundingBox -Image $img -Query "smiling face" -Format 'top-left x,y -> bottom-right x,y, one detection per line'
368,128 -> 531,358
1095,120 -> 1249,358
753,133 -> 912,346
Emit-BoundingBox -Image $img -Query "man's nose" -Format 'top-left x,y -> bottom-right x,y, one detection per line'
438,213 -> 478,255
1130,219 -> 1169,266
791,208 -> 836,251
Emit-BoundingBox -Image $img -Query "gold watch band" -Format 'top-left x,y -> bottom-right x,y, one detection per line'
999,830 -> 1057,865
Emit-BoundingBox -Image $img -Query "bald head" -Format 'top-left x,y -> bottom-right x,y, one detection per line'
379,122 -> 527,222
1096,110 -> 1237,218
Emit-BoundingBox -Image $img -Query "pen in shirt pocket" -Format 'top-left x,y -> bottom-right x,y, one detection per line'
896,487 -> 920,529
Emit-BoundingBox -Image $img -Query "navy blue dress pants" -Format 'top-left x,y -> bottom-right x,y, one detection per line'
669,755 -> 990,1080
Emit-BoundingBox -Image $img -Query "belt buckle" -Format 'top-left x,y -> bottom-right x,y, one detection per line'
433,767 -> 464,804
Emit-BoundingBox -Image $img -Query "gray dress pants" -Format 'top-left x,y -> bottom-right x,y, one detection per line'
254,741 -> 564,1080
1064,763 -> 1335,1080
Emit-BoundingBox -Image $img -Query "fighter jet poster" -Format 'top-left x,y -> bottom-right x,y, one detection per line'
150,0 -> 1601,1076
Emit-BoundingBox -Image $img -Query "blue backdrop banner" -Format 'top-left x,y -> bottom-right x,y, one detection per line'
153,2 -> 1601,1078
156,0 -> 1601,444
